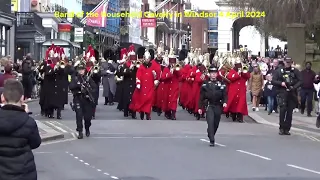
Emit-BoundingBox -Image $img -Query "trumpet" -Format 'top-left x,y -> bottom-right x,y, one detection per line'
92,65 -> 99,73
174,63 -> 181,71
242,64 -> 249,73
135,60 -> 142,68
58,61 -> 66,68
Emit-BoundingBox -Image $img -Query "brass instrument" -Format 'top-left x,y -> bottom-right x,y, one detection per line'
174,63 -> 181,71
135,60 -> 142,68
92,65 -> 100,73
59,61 -> 66,68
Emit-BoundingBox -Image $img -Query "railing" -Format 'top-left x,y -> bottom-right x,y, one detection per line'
16,12 -> 43,30
157,17 -> 171,28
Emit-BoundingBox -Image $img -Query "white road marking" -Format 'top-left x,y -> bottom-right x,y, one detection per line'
41,138 -> 76,146
46,121 -> 68,133
52,121 -> 76,133
200,139 -> 226,147
287,164 -> 320,175
66,152 -> 120,179
236,150 -> 272,160
34,151 -> 54,154
91,136 -> 203,139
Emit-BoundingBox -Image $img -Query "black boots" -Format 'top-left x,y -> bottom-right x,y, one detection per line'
78,131 -> 83,139
78,129 -> 90,139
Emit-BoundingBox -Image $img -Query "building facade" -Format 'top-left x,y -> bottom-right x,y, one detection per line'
154,0 -> 187,52
208,17 -> 218,53
184,16 -> 208,54
82,0 -> 120,50
0,0 -> 16,58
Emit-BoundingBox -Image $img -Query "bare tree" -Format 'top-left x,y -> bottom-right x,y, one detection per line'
224,0 -> 320,40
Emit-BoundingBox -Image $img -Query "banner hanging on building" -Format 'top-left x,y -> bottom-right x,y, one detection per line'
141,18 -> 156,28
83,0 -> 109,28
74,28 -> 84,42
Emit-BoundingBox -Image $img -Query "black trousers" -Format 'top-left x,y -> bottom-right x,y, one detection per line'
22,78 -> 33,99
300,88 -> 314,114
206,105 -> 222,143
74,97 -> 94,132
278,92 -> 297,131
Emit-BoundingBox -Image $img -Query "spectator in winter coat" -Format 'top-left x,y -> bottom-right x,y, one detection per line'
0,79 -> 41,180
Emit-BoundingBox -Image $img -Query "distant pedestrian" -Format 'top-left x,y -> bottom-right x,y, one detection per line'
0,79 -> 41,180
264,74 -> 277,115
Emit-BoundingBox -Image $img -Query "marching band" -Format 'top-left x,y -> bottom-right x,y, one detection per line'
38,43 -> 250,139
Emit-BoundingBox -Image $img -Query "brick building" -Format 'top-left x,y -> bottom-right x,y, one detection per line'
183,16 -> 208,54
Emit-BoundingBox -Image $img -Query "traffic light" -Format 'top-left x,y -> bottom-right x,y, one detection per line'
187,31 -> 192,41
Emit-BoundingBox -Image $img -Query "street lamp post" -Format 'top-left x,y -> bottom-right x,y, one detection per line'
187,23 -> 191,52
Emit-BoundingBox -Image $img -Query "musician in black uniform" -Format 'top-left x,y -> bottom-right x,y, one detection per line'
198,65 -> 228,146
272,57 -> 302,135
69,61 -> 98,139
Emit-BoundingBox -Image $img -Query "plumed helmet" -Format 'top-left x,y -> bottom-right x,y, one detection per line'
179,49 -> 187,61
103,49 -> 114,60
144,49 -> 151,60
137,47 -> 145,59
120,48 -> 128,60
149,49 -> 155,60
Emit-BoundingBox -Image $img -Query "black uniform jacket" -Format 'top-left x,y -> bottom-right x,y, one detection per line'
271,67 -> 302,93
0,105 -> 41,180
199,79 -> 228,109
69,73 -> 98,101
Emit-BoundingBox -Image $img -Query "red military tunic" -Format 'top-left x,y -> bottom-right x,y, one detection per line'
193,69 -> 206,113
223,69 -> 250,115
180,64 -> 191,107
131,63 -> 155,114
156,66 -> 170,112
151,60 -> 161,107
186,66 -> 197,110
166,69 -> 181,111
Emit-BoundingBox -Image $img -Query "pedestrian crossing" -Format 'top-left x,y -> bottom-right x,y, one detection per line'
43,121 -> 77,138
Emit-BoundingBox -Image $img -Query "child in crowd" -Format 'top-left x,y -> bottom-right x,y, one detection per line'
264,74 -> 276,115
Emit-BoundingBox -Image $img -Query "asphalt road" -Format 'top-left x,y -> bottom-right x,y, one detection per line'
28,96 -> 320,180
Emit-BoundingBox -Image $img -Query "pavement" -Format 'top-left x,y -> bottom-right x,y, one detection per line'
248,104 -> 320,140
28,95 -> 320,180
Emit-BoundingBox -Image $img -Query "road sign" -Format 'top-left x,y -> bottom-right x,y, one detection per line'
35,36 -> 46,43
74,28 -> 84,42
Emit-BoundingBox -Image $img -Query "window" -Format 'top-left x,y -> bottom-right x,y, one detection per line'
203,31 -> 206,44
208,18 -> 218,30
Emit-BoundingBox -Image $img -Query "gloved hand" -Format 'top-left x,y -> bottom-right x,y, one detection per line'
154,80 -> 159,86
152,70 -> 157,78
106,70 -> 111,74
136,84 -> 141,89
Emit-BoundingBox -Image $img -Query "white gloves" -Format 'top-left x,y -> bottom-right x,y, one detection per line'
152,70 -> 157,78
130,64 -> 134,69
154,80 -> 159,86
170,68 -> 174,74
136,84 -> 141,89
106,70 -> 111,74
223,103 -> 227,107
108,60 -> 113,63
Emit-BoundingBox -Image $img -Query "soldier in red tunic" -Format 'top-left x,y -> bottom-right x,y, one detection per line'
133,49 -> 158,120
166,55 -> 181,120
223,58 -> 250,122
